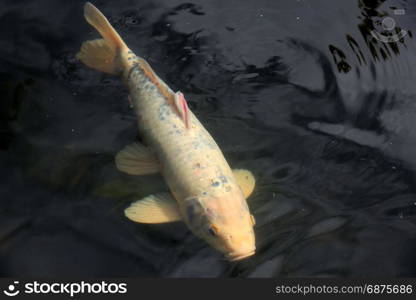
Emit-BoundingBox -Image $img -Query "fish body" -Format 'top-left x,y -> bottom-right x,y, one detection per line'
77,2 -> 256,260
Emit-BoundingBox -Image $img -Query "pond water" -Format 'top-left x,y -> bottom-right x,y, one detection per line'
1,0 -> 416,277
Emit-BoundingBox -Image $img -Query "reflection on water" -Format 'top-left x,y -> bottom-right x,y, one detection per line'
0,0 -> 416,277
329,0 -> 413,73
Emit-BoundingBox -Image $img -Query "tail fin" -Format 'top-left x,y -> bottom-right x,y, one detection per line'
76,2 -> 127,74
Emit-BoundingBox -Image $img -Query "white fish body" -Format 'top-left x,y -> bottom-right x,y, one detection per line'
77,2 -> 256,260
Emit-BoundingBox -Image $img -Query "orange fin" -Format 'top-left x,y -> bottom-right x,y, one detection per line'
233,169 -> 256,198
76,2 -> 127,74
174,91 -> 190,129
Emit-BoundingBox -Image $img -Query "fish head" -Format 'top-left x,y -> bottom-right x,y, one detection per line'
183,192 -> 256,261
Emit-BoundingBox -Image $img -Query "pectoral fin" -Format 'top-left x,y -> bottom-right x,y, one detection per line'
125,193 -> 182,223
233,169 -> 256,198
115,142 -> 159,175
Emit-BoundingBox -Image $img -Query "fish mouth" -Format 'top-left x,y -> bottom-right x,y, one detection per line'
226,249 -> 256,261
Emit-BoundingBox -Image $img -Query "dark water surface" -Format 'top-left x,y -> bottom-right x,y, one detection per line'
1,0 -> 416,277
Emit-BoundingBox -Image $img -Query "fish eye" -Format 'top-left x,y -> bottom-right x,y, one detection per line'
208,224 -> 219,237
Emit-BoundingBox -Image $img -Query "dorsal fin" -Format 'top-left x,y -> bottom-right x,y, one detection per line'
134,59 -> 190,129
135,58 -> 177,107
173,91 -> 190,129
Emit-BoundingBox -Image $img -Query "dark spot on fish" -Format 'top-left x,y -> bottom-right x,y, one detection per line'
212,181 -> 220,187
225,186 -> 231,192
185,197 -> 205,227
220,175 -> 228,183
202,191 -> 207,196
176,130 -> 182,134
195,163 -> 201,168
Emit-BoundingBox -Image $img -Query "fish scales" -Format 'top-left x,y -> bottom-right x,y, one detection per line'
132,67 -> 250,216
